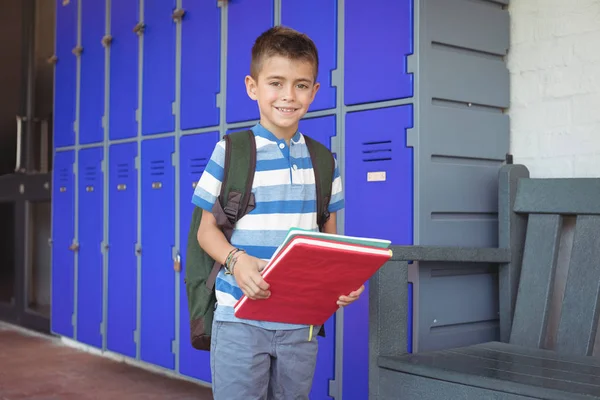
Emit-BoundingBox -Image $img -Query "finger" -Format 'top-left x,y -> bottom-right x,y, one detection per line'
349,285 -> 365,297
246,276 -> 270,299
257,259 -> 268,272
252,271 -> 270,291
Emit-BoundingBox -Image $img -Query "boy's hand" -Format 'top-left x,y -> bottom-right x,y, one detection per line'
337,285 -> 365,307
233,254 -> 271,300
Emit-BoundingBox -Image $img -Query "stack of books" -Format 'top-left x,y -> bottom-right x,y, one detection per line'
234,228 -> 393,326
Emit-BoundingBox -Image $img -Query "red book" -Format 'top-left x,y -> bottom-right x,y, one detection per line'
233,235 -> 393,326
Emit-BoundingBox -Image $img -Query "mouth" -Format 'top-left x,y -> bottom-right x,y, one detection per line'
275,107 -> 299,114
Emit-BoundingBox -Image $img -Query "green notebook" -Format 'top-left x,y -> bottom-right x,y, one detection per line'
276,228 -> 391,255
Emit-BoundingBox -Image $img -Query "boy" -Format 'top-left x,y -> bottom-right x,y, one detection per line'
192,26 -> 364,399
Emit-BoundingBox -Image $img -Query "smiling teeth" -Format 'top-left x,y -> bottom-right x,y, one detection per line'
278,108 -> 295,112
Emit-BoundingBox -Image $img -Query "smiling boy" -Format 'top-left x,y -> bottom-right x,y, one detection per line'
192,26 -> 364,399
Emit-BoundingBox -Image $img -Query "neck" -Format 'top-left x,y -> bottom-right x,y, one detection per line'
260,120 -> 297,144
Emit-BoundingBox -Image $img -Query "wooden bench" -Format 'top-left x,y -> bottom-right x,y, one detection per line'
370,164 -> 600,399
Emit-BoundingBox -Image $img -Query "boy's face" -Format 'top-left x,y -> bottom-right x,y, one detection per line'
245,55 -> 320,139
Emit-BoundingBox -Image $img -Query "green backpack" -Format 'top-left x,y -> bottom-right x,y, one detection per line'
184,129 -> 335,350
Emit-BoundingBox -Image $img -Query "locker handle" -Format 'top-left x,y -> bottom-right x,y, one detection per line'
69,243 -> 79,252
217,0 -> 228,7
47,55 -> 58,65
133,22 -> 145,36
172,8 -> 186,22
174,253 -> 181,272
72,46 -> 83,56
101,35 -> 113,48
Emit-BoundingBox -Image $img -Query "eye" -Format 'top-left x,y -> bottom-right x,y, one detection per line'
269,81 -> 281,87
297,84 -> 309,89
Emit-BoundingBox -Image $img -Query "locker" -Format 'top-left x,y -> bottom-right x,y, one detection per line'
281,0 -> 337,112
54,0 -> 78,148
180,1 -> 220,131
345,0 -> 414,105
299,116 -> 337,400
142,1 -> 177,136
109,0 -> 139,141
77,147 -> 105,349
299,115 -> 336,152
51,151 -> 76,337
79,0 -> 106,145
226,0 -> 273,123
140,137 -> 175,369
107,143 -> 138,359
343,105 -> 414,399
179,132 -> 219,382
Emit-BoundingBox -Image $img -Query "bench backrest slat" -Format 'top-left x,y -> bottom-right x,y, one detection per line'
555,215 -> 600,356
509,213 -> 562,349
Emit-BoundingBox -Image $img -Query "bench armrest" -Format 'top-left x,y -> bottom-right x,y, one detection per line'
390,245 -> 511,264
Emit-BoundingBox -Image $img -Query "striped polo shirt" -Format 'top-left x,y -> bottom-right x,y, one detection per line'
191,123 -> 345,330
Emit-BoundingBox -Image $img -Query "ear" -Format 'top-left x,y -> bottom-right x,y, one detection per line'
309,81 -> 320,103
245,75 -> 258,100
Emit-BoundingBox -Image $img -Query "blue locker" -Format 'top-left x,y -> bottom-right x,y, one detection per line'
142,1 -> 176,136
107,142 -> 138,359
180,1 -> 220,131
299,116 -> 337,400
281,0 -> 337,112
141,137 -> 175,369
77,147 -> 105,349
345,0 -> 414,105
79,0 -> 106,145
343,105 -> 414,399
109,0 -> 139,140
54,0 -> 78,148
179,131 -> 219,382
226,0 -> 273,123
51,151 -> 76,338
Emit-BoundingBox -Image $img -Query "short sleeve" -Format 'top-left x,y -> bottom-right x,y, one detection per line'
191,140 -> 226,211
328,157 -> 345,213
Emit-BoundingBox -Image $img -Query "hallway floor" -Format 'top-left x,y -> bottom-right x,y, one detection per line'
0,323 -> 213,399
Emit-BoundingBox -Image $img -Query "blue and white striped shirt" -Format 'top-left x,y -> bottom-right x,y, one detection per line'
192,123 -> 344,330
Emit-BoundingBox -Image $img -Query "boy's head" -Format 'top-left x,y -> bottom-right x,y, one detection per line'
245,26 -> 320,140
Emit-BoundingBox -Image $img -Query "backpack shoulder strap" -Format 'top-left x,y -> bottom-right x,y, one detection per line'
219,129 -> 257,224
304,134 -> 335,232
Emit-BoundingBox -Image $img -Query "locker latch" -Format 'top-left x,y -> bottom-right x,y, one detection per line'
172,8 -> 186,23
173,253 -> 181,272
69,242 -> 79,252
72,46 -> 83,56
133,22 -> 145,36
47,55 -> 58,65
217,0 -> 228,7
101,35 -> 113,48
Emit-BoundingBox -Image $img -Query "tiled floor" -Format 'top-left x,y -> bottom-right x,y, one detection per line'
0,323 -> 213,400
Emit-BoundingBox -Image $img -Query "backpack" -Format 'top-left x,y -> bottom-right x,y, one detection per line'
184,129 -> 335,351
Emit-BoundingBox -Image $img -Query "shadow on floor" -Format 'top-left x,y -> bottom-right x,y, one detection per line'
0,323 -> 214,400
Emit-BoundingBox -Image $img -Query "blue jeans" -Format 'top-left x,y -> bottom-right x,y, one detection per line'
210,321 -> 320,399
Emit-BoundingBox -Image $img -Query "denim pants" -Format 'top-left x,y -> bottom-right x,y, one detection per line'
210,320 -> 320,400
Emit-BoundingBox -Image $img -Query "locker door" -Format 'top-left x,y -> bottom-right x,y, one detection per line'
109,0 -> 139,140
142,1 -> 176,136
179,131 -> 219,382
180,1 -> 220,131
54,0 -> 78,148
281,0 -> 337,112
343,105 -> 414,400
51,151 -> 75,338
141,137 -> 175,369
107,142 -> 138,358
79,0 -> 106,145
77,147 -> 105,349
345,0 -> 414,105
298,116 -> 337,400
226,0 -> 273,123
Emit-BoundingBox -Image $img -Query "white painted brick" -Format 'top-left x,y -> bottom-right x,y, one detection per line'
508,0 -> 600,178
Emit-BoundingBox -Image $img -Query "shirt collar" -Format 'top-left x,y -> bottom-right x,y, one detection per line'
252,123 -> 302,145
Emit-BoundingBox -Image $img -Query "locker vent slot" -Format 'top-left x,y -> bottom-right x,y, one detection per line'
117,163 -> 130,179
84,166 -> 97,182
362,140 -> 392,162
190,157 -> 208,175
150,160 -> 165,176
58,167 -> 70,183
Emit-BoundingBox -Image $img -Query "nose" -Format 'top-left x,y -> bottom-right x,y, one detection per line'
281,84 -> 296,102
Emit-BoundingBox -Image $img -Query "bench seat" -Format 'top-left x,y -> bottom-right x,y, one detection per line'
379,341 -> 600,400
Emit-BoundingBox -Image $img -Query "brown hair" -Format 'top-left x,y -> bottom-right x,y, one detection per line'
250,26 -> 319,81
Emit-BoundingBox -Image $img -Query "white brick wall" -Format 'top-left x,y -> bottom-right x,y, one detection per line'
507,0 -> 600,178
